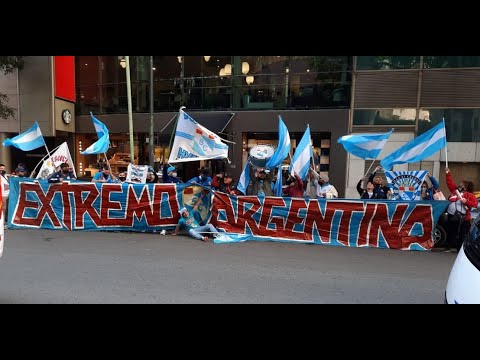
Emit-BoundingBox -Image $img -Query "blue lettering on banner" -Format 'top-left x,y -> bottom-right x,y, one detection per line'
177,147 -> 199,159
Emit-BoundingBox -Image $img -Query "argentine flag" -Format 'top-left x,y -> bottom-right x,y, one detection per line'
237,162 -> 250,195
338,129 -> 393,160
380,121 -> 446,170
266,116 -> 290,169
90,112 -> 109,139
81,114 -> 110,155
290,125 -> 313,180
3,121 -> 46,151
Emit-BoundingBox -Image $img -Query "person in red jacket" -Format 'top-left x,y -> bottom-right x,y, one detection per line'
283,174 -> 304,198
445,167 -> 478,252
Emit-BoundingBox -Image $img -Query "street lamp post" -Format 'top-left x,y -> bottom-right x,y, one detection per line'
125,56 -> 135,164
149,56 -> 154,168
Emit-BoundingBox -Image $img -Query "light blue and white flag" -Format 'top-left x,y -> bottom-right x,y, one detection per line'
90,112 -> 108,139
213,233 -> 250,244
380,121 -> 446,170
3,121 -> 46,151
237,162 -> 250,195
273,166 -> 283,197
385,170 -> 428,201
168,109 -> 229,163
266,116 -> 290,169
290,125 -> 313,180
338,129 -> 393,160
81,114 -> 110,155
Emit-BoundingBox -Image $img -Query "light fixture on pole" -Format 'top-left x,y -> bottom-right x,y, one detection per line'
177,56 -> 182,63
246,76 -> 254,85
219,68 -> 226,77
241,62 -> 250,75
224,64 -> 232,76
119,56 -> 126,68
204,56 -> 211,62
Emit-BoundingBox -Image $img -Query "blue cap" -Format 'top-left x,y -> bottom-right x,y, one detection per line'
168,166 -> 175,173
179,207 -> 188,214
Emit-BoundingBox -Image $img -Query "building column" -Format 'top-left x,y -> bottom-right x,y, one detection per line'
0,133 -> 12,171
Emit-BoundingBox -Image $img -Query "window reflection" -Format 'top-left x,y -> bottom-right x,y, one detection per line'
419,109 -> 480,142
353,109 -> 416,126
357,56 -> 420,70
75,56 -> 352,114
423,56 -> 480,69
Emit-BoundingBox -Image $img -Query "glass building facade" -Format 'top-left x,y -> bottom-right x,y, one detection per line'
75,56 -> 353,114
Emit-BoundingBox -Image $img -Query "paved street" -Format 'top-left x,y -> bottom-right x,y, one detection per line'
0,229 -> 456,303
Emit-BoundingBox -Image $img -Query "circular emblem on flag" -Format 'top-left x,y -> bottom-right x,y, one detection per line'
62,109 -> 72,124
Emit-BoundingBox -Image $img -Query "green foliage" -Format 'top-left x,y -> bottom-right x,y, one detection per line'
0,56 -> 23,119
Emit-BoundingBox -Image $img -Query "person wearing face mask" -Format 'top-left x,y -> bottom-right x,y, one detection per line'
420,172 -> 439,200
444,167 -> 478,252
117,172 -> 127,183
162,164 -> 182,183
47,163 -> 77,183
186,168 -> 212,188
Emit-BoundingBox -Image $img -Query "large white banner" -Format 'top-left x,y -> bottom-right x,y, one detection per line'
168,109 -> 229,163
36,142 -> 76,179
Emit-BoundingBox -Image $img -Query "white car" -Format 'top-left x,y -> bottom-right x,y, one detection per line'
445,215 -> 480,304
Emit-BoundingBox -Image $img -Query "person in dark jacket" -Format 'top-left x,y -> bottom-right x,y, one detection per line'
186,168 -> 212,188
368,166 -> 392,199
47,163 -> 76,183
357,178 -> 377,199
162,164 -> 182,183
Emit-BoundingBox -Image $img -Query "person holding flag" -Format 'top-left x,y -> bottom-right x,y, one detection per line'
47,162 -> 77,183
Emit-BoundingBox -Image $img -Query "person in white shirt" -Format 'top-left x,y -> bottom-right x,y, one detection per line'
310,168 -> 338,199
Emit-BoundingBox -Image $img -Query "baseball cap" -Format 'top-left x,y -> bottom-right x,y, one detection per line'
167,166 -> 175,173
223,172 -> 232,178
15,166 -> 26,172
179,207 -> 188,214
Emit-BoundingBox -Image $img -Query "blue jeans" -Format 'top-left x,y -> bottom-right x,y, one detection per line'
188,224 -> 219,240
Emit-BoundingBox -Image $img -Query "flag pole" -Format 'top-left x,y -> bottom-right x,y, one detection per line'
29,143 -> 62,178
167,106 -> 184,161
443,118 -> 448,169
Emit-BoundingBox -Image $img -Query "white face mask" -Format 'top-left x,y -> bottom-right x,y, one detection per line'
171,172 -> 177,178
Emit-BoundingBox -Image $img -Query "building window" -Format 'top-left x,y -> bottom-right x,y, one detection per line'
356,56 -> 420,70
419,108 -> 480,142
353,109 -> 417,126
423,56 -> 480,69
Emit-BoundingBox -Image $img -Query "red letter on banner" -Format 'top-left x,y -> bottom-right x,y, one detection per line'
14,182 -> 62,228
369,203 -> 408,248
237,196 -> 262,235
211,192 -> 237,232
73,183 -> 102,228
260,197 -> 287,236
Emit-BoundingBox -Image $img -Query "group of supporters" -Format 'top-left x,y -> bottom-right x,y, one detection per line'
2,159 -> 477,253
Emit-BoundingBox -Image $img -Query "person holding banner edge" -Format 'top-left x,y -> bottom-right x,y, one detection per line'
444,168 -> 477,252
172,190 -> 220,242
